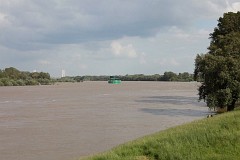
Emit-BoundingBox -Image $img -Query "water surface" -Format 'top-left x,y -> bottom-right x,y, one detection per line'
0,82 -> 209,160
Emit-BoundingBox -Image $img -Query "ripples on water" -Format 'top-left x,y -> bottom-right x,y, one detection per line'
0,82 -> 209,160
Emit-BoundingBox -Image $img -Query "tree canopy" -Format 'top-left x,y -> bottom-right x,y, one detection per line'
194,12 -> 240,111
0,67 -> 52,86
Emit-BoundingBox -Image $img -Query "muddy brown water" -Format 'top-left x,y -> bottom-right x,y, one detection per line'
0,81 -> 209,160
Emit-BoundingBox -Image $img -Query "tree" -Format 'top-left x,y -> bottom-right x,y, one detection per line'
39,72 -> 50,79
0,67 -> 52,86
178,72 -> 193,82
0,69 -> 4,78
4,67 -> 21,79
161,72 -> 178,81
194,12 -> 240,111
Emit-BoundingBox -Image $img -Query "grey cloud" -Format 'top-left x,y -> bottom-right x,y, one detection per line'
0,0 -> 232,51
1,0 -> 239,76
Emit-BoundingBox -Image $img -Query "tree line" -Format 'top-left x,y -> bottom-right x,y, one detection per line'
0,67 -> 194,86
56,72 -> 194,82
0,67 -> 52,86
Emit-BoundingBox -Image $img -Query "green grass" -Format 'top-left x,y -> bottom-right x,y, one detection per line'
82,110 -> 240,160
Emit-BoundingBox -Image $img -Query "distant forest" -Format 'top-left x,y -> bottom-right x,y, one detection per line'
0,67 -> 52,86
57,72 -> 194,82
0,67 -> 194,86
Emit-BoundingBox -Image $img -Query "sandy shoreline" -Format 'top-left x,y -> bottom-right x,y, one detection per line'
0,82 -> 209,160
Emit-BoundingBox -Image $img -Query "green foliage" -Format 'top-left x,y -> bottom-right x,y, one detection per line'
74,76 -> 84,82
16,79 -> 26,86
56,72 -> 193,82
0,78 -> 13,86
178,72 -> 193,82
56,76 -> 77,82
120,74 -> 161,81
83,110 -> 240,160
194,12 -> 240,111
160,71 -> 178,81
0,67 -> 52,86
4,67 -> 21,79
0,69 -> 4,78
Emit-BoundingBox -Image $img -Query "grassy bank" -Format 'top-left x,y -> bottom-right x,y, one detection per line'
83,110 -> 240,160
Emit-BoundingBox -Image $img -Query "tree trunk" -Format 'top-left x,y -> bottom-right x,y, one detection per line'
227,99 -> 236,111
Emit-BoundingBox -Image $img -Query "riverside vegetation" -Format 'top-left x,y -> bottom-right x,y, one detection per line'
0,67 -> 194,85
56,72 -> 194,82
83,109 -> 240,160
0,67 -> 53,86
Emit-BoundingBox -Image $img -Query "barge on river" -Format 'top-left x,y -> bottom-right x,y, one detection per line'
108,76 -> 121,84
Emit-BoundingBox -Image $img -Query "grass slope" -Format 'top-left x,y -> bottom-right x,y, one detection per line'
83,110 -> 240,160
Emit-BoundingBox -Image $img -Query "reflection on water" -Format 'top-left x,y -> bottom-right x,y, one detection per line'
0,82 -> 209,160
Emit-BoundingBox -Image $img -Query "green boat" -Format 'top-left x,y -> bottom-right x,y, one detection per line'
108,76 -> 121,84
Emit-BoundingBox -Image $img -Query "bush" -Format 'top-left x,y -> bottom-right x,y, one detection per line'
26,79 -> 39,85
37,78 -> 51,85
10,80 -> 19,86
16,79 -> 26,86
0,67 -> 53,87
0,78 -> 13,86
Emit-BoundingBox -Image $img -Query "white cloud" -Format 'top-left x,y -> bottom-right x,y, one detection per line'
170,59 -> 180,66
168,26 -> 191,39
139,53 -> 147,64
38,60 -> 51,65
154,58 -> 180,67
110,41 -> 138,58
77,64 -> 87,70
226,1 -> 240,12
0,13 -> 9,27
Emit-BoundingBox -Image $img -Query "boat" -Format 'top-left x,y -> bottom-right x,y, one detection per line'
108,76 -> 121,84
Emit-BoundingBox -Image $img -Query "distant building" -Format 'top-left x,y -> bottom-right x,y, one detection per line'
61,69 -> 66,77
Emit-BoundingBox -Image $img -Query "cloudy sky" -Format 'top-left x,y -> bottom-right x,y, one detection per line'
0,0 -> 239,77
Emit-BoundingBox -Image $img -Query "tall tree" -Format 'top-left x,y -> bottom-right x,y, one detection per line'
194,12 -> 240,111
161,71 -> 178,81
4,67 -> 21,79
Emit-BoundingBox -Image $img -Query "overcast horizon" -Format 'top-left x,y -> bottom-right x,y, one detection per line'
0,0 -> 240,77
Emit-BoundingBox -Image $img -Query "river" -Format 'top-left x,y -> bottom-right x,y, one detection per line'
0,81 -> 209,160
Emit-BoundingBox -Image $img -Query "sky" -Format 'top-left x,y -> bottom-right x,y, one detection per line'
0,0 -> 240,77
